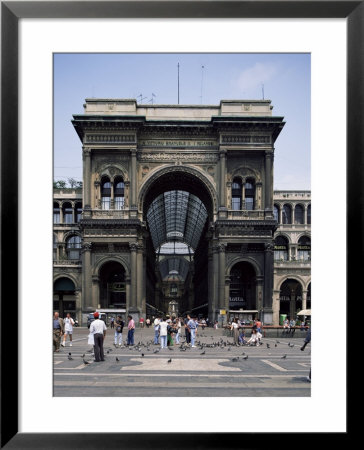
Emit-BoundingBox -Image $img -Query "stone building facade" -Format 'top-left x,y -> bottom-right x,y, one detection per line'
54,98 -> 291,325
272,190 -> 311,325
53,188 -> 311,326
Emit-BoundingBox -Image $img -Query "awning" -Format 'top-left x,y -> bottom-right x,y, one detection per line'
297,309 -> 311,316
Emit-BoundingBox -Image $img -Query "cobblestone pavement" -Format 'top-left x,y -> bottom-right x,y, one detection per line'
53,327 -> 311,397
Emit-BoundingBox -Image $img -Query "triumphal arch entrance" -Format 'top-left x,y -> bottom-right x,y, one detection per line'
72,99 -> 285,324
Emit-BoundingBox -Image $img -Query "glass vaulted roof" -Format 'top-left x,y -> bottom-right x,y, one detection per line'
147,191 -> 208,251
147,190 -> 208,282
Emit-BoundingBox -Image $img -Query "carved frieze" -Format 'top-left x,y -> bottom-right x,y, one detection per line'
85,134 -> 136,144
221,135 -> 271,144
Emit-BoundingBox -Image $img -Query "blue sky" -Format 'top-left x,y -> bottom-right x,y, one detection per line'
54,53 -> 310,189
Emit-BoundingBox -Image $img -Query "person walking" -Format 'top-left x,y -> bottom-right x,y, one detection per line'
110,316 -> 115,329
127,315 -> 135,346
146,317 -> 151,328
90,312 -> 107,362
53,312 -> 64,352
184,315 -> 191,344
139,316 -> 144,328
187,315 -> 197,347
289,318 -> 296,336
114,315 -> 124,347
159,317 -> 168,349
61,313 -> 74,347
301,327 -> 311,382
175,317 -> 182,345
153,316 -> 160,345
231,318 -> 239,345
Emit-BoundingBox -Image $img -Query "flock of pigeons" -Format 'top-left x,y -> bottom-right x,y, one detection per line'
61,337 -> 299,366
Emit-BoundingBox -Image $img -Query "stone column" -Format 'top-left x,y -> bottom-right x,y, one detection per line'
130,149 -> 137,209
264,151 -> 273,211
81,241 -> 94,311
59,243 -> 66,260
83,148 -> 92,215
92,275 -> 100,309
272,290 -> 281,326
263,242 -> 274,324
94,181 -> 100,209
71,202 -> 76,224
124,181 -> 130,208
59,203 -> 64,224
136,243 -> 145,316
218,244 -> 226,322
125,275 -> 131,314
207,246 -> 214,322
212,244 -> 220,321
241,181 -> 246,210
219,149 -> 227,218
256,182 -> 262,210
302,290 -> 308,311
129,243 -> 138,314
256,276 -> 264,319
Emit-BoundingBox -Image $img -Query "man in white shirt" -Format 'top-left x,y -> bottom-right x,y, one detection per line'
158,318 -> 168,349
90,312 -> 107,362
153,316 -> 160,345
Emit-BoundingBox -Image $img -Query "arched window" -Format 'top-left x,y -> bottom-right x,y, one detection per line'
75,202 -> 82,222
245,178 -> 255,210
282,204 -> 292,224
298,236 -> 311,261
101,178 -> 111,210
66,235 -> 81,260
274,204 -> 280,223
53,202 -> 60,224
114,177 -> 125,210
62,202 -> 73,224
231,178 -> 242,210
307,204 -> 311,225
274,235 -> 289,261
294,204 -> 304,224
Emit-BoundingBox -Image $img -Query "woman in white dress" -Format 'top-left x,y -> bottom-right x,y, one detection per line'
62,313 -> 74,347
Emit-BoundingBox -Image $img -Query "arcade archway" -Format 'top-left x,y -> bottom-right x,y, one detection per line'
142,169 -> 214,317
99,261 -> 126,309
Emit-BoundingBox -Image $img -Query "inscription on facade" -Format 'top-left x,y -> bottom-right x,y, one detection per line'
139,139 -> 217,148
137,152 -> 219,163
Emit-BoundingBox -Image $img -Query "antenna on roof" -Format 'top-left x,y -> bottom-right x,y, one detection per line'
148,93 -> 156,104
200,65 -> 205,104
137,94 -> 147,104
262,83 -> 265,100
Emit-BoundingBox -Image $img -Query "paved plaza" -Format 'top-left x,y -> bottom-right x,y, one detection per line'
53,327 -> 311,397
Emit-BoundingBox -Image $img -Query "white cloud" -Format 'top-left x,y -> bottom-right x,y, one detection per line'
236,63 -> 278,92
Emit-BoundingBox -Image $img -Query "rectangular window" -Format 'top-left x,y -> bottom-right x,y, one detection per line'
245,198 -> 254,210
232,197 -> 241,210
64,212 -> 73,224
115,197 -> 125,210
102,198 -> 111,210
69,250 -> 80,260
53,211 -> 60,223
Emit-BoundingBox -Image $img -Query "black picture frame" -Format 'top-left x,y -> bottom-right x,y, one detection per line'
1,1 -> 356,448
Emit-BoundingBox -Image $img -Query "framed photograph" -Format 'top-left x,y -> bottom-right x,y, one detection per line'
1,1 -> 357,447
